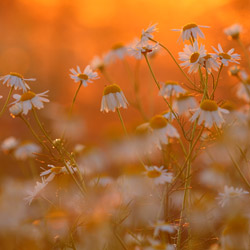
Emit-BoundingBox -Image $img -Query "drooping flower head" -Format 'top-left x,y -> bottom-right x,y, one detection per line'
0,72 -> 36,92
190,99 -> 229,128
159,81 -> 186,98
173,93 -> 198,116
100,84 -> 128,112
172,23 -> 209,42
144,166 -> 173,185
69,65 -> 99,87
200,53 -> 220,73
224,24 -> 243,40
178,40 -> 207,73
141,23 -> 158,42
212,44 -> 240,66
11,90 -> 49,115
14,141 -> 41,160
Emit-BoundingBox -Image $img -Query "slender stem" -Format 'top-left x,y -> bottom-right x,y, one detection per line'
113,229 -> 128,250
210,64 -> 223,99
149,38 -> 196,87
61,81 -> 82,140
0,86 -> 14,118
237,38 -> 250,70
116,108 -> 128,136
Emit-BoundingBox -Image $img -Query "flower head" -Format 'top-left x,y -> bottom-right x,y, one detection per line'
200,53 -> 220,73
0,72 -> 36,92
100,84 -> 128,112
106,43 -> 128,61
11,90 -> 49,115
69,65 -> 99,87
9,102 -> 23,117
1,136 -> 19,154
190,100 -> 229,128
224,24 -> 242,40
212,44 -> 240,66
14,141 -> 41,160
144,166 -> 173,185
178,40 -> 207,73
172,23 -> 209,42
173,93 -> 198,116
159,81 -> 186,98
141,23 -> 158,42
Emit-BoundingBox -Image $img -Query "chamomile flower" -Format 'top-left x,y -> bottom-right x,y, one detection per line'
14,141 -> 41,160
106,43 -> 128,61
9,102 -> 23,117
217,185 -> 249,207
178,40 -> 207,73
69,65 -> 99,87
200,53 -> 220,73
173,93 -> 198,116
172,23 -> 209,42
0,72 -> 35,92
153,221 -> 176,236
24,177 -> 48,205
190,100 -> 229,128
11,90 -> 49,115
150,115 -> 179,148
144,166 -> 173,185
224,24 -> 242,40
128,39 -> 159,60
90,54 -> 110,71
141,23 -> 158,42
100,84 -> 128,112
212,44 -> 240,66
159,81 -> 186,98
1,136 -> 19,154
236,70 -> 250,102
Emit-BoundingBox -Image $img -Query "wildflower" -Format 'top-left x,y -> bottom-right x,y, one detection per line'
14,141 -> 41,160
229,65 -> 240,76
173,93 -> 198,116
1,136 -> 19,154
100,84 -> 128,112
90,53 -> 111,71
150,115 -> 179,148
190,100 -> 229,128
200,53 -> 220,73
153,221 -> 176,236
106,43 -> 128,61
141,23 -> 158,42
69,65 -> 99,87
144,166 -> 173,185
172,23 -> 209,42
9,102 -> 23,117
128,39 -> 159,60
0,72 -> 35,92
159,81 -> 186,98
217,185 -> 249,207
236,70 -> 250,102
212,44 -> 240,66
11,90 -> 49,115
24,177 -> 48,205
178,40 -> 207,73
224,24 -> 242,40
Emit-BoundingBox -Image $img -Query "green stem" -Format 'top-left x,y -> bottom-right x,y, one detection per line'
116,108 -> 128,136
210,64 -> 223,99
0,86 -> 14,118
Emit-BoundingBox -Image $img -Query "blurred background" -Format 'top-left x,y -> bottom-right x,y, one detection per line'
0,0 -> 250,153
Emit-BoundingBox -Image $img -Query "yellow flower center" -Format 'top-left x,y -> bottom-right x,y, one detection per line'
190,52 -> 200,63
147,169 -> 162,178
103,84 -> 121,95
204,54 -> 212,60
183,23 -> 198,31
20,91 -> 36,101
77,73 -> 89,80
50,167 -> 63,174
112,43 -> 124,50
164,81 -> 179,86
10,72 -> 23,79
221,101 -> 235,111
177,93 -> 191,101
135,123 -> 150,136
200,100 -> 218,111
150,115 -> 168,129
219,53 -> 231,60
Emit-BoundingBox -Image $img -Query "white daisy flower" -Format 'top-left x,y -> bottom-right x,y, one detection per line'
236,70 -> 250,102
178,40 -> 207,73
173,93 -> 198,116
159,81 -> 186,98
144,166 -> 173,185
105,43 -> 128,62
190,100 -> 229,128
69,65 -> 99,87
217,185 -> 249,207
200,53 -> 220,73
224,24 -> 242,40
128,39 -> 159,60
150,115 -> 179,148
212,44 -> 240,66
14,141 -> 41,160
100,84 -> 128,112
141,23 -> 158,42
11,90 -> 49,115
172,23 -> 209,42
0,72 -> 35,92
153,221 -> 176,236
1,136 -> 19,153
9,102 -> 23,117
40,163 -> 76,182
24,177 -> 48,205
